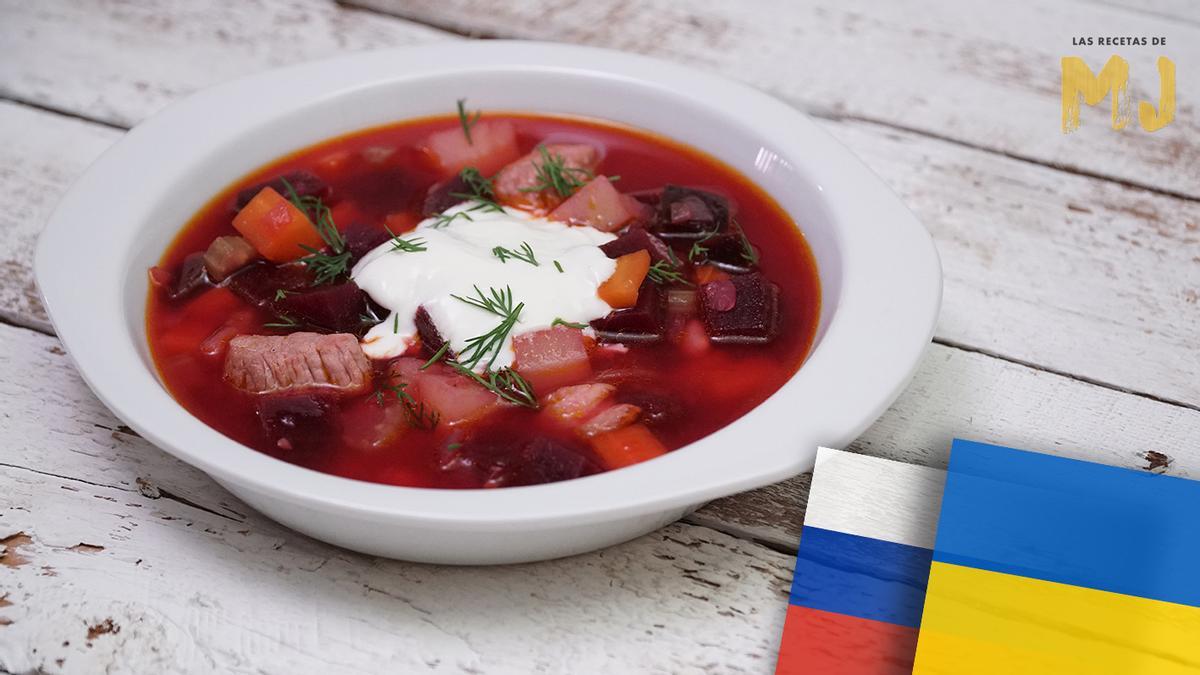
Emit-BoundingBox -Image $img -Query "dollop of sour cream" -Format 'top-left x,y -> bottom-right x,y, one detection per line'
352,202 -> 618,370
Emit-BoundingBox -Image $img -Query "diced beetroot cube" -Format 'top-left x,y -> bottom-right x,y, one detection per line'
544,383 -> 616,423
599,228 -> 674,264
494,144 -> 600,213
699,272 -> 780,343
616,387 -> 682,427
696,231 -> 758,272
512,327 -> 592,393
590,281 -> 666,343
414,306 -> 452,359
420,120 -> 520,178
227,261 -> 314,308
653,185 -> 731,240
343,222 -> 391,265
484,437 -> 602,488
274,281 -> 368,333
258,395 -> 335,453
547,176 -> 637,232
422,174 -> 469,216
235,170 -> 329,210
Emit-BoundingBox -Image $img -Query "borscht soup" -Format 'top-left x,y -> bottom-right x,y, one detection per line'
146,104 -> 820,489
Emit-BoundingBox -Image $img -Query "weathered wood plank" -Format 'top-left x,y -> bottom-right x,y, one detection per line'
0,0 -> 449,125
353,0 -> 1200,199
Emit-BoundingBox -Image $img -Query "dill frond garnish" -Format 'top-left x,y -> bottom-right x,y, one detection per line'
372,378 -> 440,430
263,315 -> 301,330
274,289 -> 291,301
431,210 -> 474,229
449,285 -> 524,371
446,360 -> 538,409
280,177 -> 350,285
456,98 -> 481,145
421,342 -> 449,370
734,221 -> 759,265
450,167 -> 505,214
491,241 -> 539,266
553,260 -> 565,273
551,317 -> 587,329
384,227 -> 427,253
518,145 -> 593,197
647,260 -> 693,286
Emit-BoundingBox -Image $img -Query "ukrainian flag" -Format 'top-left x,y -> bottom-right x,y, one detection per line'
913,440 -> 1200,674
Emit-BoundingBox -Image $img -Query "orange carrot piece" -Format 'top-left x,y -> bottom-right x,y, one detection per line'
597,250 -> 650,308
589,423 -> 668,469
232,187 -> 325,262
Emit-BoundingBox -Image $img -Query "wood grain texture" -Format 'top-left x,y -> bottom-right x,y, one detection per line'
0,322 -> 795,675
0,0 -> 449,126
353,0 -> 1200,198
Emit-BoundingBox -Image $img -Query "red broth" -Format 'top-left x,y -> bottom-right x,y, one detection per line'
146,113 -> 820,488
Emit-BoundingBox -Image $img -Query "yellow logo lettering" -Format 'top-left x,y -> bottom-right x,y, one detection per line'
1061,55 -> 1176,133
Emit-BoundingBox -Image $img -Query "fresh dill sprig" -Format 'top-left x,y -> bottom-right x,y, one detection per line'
372,378 -> 440,430
553,260 -> 564,273
449,286 -> 524,371
456,98 -> 481,145
431,210 -> 474,229
734,221 -> 759,265
385,227 -> 427,253
551,317 -> 587,329
518,145 -> 593,197
688,230 -> 719,263
421,342 -> 449,370
280,177 -> 350,285
446,360 -> 538,409
492,241 -> 539,266
274,289 -> 291,301
263,315 -> 301,330
647,260 -> 693,286
392,313 -> 400,334
451,167 -> 505,214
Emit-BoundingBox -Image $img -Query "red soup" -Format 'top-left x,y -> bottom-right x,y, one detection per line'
146,110 -> 820,489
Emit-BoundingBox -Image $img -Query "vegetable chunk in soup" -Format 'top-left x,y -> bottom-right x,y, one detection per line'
146,104 -> 820,489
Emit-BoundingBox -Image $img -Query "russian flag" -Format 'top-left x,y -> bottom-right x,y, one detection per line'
776,448 -> 947,675
914,440 -> 1200,674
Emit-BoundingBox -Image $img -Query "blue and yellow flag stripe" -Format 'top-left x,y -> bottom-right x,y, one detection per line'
914,440 -> 1200,674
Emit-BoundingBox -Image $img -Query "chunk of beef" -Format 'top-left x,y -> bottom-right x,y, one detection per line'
653,185 -> 731,240
224,332 -> 371,395
590,281 -> 666,343
235,170 -> 329,210
274,282 -> 369,334
203,235 -> 260,282
600,228 -> 674,264
699,273 -> 779,343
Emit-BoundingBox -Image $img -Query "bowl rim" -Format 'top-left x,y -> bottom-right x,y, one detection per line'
35,41 -> 941,529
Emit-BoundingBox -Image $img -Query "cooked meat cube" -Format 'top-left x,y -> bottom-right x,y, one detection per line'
224,332 -> 371,395
653,185 -> 731,240
203,235 -> 260,282
579,403 -> 642,438
699,273 -> 779,343
600,227 -> 675,264
590,280 -> 666,343
235,170 -> 329,210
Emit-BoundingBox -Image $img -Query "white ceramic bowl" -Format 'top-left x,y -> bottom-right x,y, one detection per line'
36,42 -> 941,564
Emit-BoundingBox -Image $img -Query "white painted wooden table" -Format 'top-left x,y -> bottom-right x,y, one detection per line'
1,1 -> 1197,672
